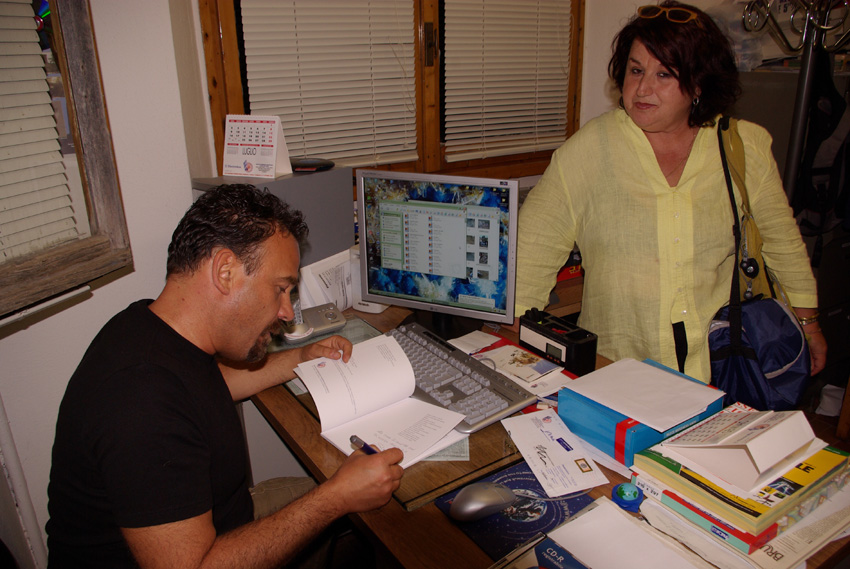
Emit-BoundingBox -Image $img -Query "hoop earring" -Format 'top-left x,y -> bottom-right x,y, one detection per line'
693,96 -> 700,107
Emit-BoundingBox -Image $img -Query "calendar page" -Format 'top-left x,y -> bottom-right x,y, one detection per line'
222,115 -> 292,178
663,411 -> 768,447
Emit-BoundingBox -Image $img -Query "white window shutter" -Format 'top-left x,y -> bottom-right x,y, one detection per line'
443,0 -> 572,162
0,0 -> 78,262
240,0 -> 418,168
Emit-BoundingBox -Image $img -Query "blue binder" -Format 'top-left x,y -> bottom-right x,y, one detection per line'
557,360 -> 724,467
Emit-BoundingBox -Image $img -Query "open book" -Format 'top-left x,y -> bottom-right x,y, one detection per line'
661,410 -> 824,491
294,334 -> 466,468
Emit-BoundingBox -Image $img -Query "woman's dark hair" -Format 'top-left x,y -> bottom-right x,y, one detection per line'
166,184 -> 308,277
608,1 -> 741,126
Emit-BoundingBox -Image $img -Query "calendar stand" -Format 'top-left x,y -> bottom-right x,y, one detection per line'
222,114 -> 292,179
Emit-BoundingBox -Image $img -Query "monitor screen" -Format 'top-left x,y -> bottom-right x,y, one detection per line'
356,169 -> 518,338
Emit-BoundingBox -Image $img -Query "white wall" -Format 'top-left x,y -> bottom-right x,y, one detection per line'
579,0 -> 638,124
0,1 -> 193,565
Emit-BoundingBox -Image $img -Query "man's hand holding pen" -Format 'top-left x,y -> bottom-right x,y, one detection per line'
321,436 -> 404,515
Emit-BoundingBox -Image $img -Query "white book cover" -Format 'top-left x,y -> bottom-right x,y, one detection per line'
662,410 -> 822,491
295,334 -> 465,468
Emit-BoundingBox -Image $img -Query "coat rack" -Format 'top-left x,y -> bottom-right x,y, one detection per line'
743,0 -> 850,200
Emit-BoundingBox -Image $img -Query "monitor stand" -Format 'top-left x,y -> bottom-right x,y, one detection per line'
399,310 -> 487,342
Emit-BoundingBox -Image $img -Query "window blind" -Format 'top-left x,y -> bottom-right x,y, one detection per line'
240,0 -> 417,167
0,0 -> 77,263
443,0 -> 572,162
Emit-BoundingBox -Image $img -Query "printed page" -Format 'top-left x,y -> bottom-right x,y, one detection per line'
322,398 -> 466,468
295,335 -> 414,431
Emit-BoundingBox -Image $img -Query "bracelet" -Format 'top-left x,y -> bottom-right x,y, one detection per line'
797,312 -> 819,326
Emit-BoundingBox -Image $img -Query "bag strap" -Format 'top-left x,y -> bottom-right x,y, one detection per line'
718,116 -> 744,347
720,117 -> 749,212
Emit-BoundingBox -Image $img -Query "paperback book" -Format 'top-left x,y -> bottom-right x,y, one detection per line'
639,479 -> 850,569
633,470 -> 777,554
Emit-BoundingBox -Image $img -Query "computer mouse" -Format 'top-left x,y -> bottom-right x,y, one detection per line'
448,482 -> 518,522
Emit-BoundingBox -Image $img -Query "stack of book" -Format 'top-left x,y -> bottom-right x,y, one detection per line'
631,404 -> 850,564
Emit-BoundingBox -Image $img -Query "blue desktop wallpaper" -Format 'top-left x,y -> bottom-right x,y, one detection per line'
362,176 -> 511,315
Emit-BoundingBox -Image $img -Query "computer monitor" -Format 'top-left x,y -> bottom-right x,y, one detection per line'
356,169 -> 518,340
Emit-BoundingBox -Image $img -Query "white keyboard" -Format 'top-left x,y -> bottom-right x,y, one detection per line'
387,323 -> 536,434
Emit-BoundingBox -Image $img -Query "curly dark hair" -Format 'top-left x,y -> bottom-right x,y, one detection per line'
608,1 -> 741,127
166,184 -> 308,277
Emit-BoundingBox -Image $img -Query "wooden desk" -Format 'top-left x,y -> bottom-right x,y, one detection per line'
252,307 -> 850,569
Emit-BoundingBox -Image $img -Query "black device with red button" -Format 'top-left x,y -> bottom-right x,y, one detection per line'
518,308 -> 598,376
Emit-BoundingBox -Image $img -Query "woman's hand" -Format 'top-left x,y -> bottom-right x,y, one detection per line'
805,327 -> 827,376
795,308 -> 827,375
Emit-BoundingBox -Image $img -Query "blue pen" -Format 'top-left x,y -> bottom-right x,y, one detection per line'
350,434 -> 378,455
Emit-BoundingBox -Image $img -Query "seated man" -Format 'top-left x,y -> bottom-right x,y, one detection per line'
46,185 -> 404,568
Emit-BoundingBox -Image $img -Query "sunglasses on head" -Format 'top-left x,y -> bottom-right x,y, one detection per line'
638,5 -> 703,27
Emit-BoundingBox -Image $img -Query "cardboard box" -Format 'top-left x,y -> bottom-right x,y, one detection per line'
557,361 -> 723,467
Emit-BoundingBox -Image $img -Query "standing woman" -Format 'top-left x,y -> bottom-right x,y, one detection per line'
515,2 -> 826,382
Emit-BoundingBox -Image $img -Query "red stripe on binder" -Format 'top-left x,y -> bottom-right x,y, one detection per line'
615,418 -> 640,464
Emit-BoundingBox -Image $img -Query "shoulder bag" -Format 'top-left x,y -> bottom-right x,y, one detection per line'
708,116 -> 811,411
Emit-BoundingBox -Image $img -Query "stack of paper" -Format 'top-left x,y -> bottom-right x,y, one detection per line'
547,497 -> 714,568
562,358 -> 724,432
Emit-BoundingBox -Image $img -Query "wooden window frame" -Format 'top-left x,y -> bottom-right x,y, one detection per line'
198,0 -> 584,180
0,0 -> 132,319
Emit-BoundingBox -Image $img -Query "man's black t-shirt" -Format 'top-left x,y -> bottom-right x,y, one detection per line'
46,300 -> 253,567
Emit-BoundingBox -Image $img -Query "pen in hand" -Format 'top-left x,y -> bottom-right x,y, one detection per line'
350,434 -> 378,455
